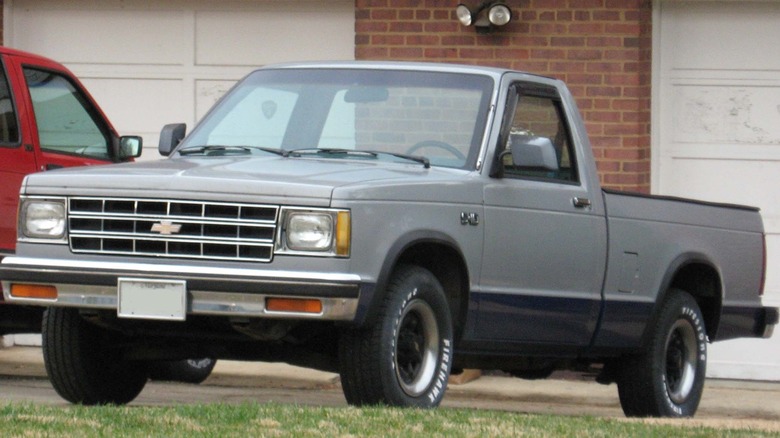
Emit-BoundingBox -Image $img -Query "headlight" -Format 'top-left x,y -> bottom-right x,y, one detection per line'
278,209 -> 350,256
287,212 -> 333,251
20,198 -> 67,240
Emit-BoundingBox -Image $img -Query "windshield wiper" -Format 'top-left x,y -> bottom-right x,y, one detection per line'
288,148 -> 378,158
288,148 -> 430,169
179,145 -> 287,156
369,151 -> 430,169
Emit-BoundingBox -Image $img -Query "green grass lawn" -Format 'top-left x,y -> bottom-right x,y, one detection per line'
1,402 -> 776,437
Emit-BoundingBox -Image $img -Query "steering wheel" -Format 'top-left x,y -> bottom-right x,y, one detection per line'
406,140 -> 466,161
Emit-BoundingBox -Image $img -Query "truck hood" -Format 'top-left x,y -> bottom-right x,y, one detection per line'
22,155 -> 477,207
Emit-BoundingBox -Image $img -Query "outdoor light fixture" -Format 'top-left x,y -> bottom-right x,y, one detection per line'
456,2 -> 512,33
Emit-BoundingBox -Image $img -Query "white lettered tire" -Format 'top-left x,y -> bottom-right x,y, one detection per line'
339,265 -> 453,407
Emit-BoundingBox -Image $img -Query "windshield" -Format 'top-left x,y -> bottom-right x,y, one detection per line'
179,68 -> 494,169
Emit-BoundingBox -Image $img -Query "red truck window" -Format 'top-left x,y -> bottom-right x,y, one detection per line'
23,67 -> 111,160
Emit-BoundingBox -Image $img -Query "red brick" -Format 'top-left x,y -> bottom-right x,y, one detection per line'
389,0 -> 422,6
570,0 -> 605,7
406,35 -> 440,45
530,49 -> 567,59
371,9 -> 397,20
424,22 -> 460,32
567,73 -> 603,84
593,10 -> 621,21
372,34 -> 406,45
587,36 -> 623,47
459,48 -> 496,59
551,61 -> 586,72
571,23 -> 606,35
389,22 -> 423,32
389,47 -> 424,58
568,49 -> 603,60
415,9 -> 431,20
551,36 -> 586,47
533,0 -> 567,7
424,47 -> 460,59
356,21 -> 389,32
587,86 -> 622,97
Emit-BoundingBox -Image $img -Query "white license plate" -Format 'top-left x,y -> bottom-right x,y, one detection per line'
118,278 -> 187,321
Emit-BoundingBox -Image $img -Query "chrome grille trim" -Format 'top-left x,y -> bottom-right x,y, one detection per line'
68,198 -> 279,262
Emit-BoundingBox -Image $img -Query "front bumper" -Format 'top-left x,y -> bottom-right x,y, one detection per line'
0,256 -> 363,321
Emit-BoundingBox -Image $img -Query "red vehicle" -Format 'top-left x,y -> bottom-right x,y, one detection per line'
0,46 -> 142,255
0,47 -> 213,383
0,46 -> 140,332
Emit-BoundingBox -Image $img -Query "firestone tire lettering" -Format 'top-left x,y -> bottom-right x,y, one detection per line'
338,265 -> 454,408
616,290 -> 707,417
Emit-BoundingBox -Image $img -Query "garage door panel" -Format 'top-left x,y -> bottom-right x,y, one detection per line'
670,84 -> 780,146
661,159 -> 778,213
11,4 -> 189,66
664,2 -> 780,71
81,77 -> 186,149
195,7 -> 354,66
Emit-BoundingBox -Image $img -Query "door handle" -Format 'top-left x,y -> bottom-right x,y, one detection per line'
45,164 -> 64,171
572,197 -> 591,208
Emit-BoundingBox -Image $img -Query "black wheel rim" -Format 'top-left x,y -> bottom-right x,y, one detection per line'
394,299 -> 440,397
664,319 -> 698,404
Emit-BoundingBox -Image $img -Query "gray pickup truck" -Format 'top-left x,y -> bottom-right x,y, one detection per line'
1,62 -> 776,417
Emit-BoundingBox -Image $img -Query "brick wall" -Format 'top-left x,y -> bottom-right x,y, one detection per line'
355,0 -> 652,193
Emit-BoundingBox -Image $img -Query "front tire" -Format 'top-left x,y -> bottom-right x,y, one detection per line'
338,265 -> 453,408
617,290 -> 707,417
42,308 -> 148,405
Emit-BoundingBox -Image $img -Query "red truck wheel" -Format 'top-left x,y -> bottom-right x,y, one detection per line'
617,290 -> 707,417
338,265 -> 453,408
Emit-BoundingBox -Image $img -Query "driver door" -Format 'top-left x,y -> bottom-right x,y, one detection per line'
477,81 -> 607,346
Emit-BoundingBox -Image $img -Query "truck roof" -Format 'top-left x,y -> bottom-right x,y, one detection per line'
259,60 -> 557,82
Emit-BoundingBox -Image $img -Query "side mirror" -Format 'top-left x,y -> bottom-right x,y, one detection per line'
508,134 -> 559,172
158,123 -> 187,156
118,136 -> 143,160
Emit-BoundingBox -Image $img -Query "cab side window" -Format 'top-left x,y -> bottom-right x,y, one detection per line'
24,67 -> 111,160
0,62 -> 20,145
502,90 -> 578,183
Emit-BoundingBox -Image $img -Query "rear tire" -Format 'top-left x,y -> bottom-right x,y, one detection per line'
339,265 -> 453,408
42,308 -> 148,405
148,358 -> 217,384
617,290 -> 707,417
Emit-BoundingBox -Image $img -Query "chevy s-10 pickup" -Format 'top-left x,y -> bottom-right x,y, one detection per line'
1,61 -> 776,417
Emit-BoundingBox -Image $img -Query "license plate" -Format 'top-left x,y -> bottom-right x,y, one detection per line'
118,278 -> 187,321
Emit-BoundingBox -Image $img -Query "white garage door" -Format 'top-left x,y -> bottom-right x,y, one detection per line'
4,0 -> 354,157
654,1 -> 780,380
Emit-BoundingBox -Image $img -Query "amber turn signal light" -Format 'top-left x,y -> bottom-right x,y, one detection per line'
266,297 -> 322,314
10,284 -> 58,299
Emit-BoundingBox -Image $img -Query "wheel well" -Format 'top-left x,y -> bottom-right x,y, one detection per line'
668,263 -> 722,339
395,242 -> 469,341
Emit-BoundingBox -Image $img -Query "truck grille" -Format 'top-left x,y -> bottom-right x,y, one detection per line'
68,198 -> 278,262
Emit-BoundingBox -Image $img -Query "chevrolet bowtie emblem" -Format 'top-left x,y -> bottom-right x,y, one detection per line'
151,221 -> 182,235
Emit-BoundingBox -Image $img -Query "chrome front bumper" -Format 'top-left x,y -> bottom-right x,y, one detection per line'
0,257 -> 362,321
